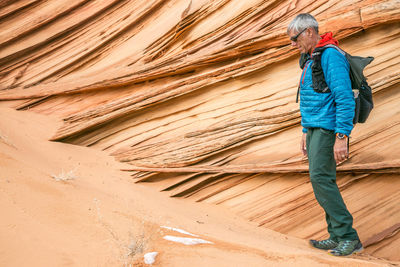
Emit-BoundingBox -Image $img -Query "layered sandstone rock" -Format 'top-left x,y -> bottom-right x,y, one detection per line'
1,0 -> 399,261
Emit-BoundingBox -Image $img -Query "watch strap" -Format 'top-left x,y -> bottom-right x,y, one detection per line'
336,133 -> 348,139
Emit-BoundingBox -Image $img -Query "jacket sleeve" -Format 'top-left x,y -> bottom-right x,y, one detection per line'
321,48 -> 355,136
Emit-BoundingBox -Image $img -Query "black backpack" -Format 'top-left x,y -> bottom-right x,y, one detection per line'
297,44 -> 374,124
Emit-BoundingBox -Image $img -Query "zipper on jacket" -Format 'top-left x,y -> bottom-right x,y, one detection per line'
301,60 -> 311,85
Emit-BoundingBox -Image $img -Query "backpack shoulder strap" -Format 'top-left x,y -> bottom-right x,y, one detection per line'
311,46 -> 330,93
311,44 -> 346,93
324,44 -> 345,55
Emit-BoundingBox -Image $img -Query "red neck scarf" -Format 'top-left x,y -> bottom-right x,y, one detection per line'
315,32 -> 339,48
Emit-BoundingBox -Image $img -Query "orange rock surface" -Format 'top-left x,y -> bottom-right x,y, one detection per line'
1,0 -> 399,264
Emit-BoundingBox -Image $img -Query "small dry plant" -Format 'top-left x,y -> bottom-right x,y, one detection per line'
126,230 -> 148,258
93,198 -> 152,267
51,168 -> 77,181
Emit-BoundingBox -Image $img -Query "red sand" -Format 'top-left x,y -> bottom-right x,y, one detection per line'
1,107 -> 396,266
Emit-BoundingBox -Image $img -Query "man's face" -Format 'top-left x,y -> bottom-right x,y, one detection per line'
289,28 -> 312,54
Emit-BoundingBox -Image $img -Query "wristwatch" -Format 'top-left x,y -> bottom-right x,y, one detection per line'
336,133 -> 347,139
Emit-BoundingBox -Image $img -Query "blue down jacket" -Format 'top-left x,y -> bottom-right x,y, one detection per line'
299,47 -> 355,136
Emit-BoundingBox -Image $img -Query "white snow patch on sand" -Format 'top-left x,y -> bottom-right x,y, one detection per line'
144,252 -> 158,265
161,226 -> 199,237
163,235 -> 213,245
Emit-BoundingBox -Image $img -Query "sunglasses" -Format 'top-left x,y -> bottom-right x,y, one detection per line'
290,28 -> 307,42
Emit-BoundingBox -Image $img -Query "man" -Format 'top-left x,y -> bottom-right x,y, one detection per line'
287,13 -> 363,256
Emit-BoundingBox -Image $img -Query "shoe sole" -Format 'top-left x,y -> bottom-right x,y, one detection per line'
329,246 -> 364,256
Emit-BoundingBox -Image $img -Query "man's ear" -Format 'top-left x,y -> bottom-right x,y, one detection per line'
306,28 -> 314,37
308,28 -> 318,37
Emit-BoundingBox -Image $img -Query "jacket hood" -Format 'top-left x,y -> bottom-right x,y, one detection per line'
315,32 -> 339,48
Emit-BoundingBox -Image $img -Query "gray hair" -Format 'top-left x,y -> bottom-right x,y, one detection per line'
287,13 -> 319,34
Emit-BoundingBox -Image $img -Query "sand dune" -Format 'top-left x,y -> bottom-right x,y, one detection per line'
0,107 -> 395,266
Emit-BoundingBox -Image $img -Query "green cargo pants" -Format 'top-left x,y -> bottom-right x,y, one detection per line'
306,128 -> 359,241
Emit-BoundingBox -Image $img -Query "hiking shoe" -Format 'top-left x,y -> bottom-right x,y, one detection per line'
329,240 -> 363,256
309,239 -> 338,250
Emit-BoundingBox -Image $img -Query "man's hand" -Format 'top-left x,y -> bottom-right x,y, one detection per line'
300,133 -> 307,156
334,137 -> 348,164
